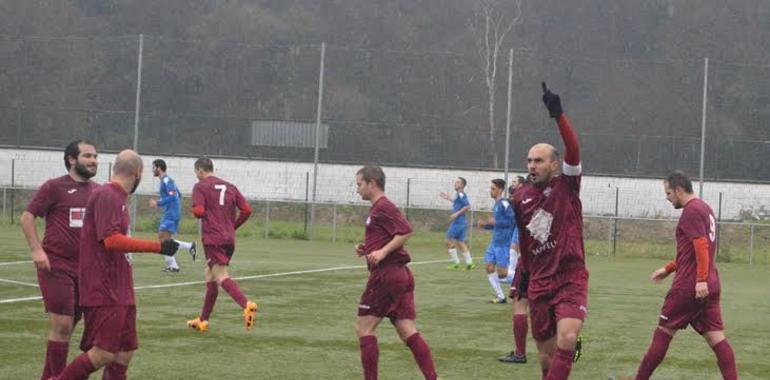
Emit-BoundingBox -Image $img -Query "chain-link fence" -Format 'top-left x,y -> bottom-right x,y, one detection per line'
1,35 -> 769,180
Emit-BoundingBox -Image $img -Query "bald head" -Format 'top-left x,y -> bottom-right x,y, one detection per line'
529,143 -> 560,162
527,143 -> 561,186
113,149 -> 143,176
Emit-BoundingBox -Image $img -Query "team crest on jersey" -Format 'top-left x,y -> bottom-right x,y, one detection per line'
527,209 -> 553,244
69,208 -> 86,228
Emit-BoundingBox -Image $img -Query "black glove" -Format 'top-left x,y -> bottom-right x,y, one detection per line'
159,239 -> 179,256
541,82 -> 563,119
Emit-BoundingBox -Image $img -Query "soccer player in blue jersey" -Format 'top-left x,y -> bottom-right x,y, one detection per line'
439,177 -> 474,270
478,178 -> 516,304
150,159 -> 194,272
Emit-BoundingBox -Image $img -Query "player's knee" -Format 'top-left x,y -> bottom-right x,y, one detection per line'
89,348 -> 117,367
355,324 -> 374,338
115,350 -> 134,366
558,330 -> 579,348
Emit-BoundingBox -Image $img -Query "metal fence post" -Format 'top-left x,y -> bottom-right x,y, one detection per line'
332,203 -> 337,243
749,224 -> 755,265
10,159 -> 15,225
611,187 -> 619,256
468,207 -> 474,251
716,192 -> 723,259
406,178 -> 411,220
304,172 -> 309,236
264,200 -> 270,239
2,187 -> 6,222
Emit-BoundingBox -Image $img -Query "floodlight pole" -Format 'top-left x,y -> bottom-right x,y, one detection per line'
503,48 -> 513,184
698,57 -> 708,197
129,34 -> 144,240
310,42 -> 326,239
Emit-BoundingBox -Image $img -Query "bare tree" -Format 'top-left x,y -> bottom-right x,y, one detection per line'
468,0 -> 523,167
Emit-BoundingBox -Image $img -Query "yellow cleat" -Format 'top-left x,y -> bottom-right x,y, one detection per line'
187,317 -> 209,332
243,301 -> 258,331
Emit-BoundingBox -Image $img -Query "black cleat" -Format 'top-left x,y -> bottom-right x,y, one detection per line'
498,351 -> 527,364
189,242 -> 197,262
162,266 -> 181,273
573,334 -> 583,363
490,297 -> 507,304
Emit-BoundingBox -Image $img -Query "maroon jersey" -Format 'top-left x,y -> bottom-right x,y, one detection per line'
364,197 -> 413,271
192,176 -> 248,246
78,182 -> 134,306
25,175 -> 98,274
514,166 -> 586,292
672,198 -> 720,293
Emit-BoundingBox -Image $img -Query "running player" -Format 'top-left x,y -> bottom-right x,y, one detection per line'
439,177 -> 474,270
478,179 -> 516,304
355,165 -> 439,380
186,157 -> 256,332
21,140 -> 98,379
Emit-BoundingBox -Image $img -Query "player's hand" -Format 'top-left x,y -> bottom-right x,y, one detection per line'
449,213 -> 458,221
149,198 -> 158,208
440,192 -> 450,200
159,239 -> 179,256
650,267 -> 669,283
541,82 -> 563,119
695,281 -> 709,299
366,249 -> 387,266
355,243 -> 366,256
30,247 -> 51,271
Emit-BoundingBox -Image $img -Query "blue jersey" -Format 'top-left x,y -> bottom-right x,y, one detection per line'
158,175 -> 181,221
511,224 -> 520,245
490,198 -> 515,246
451,191 -> 470,225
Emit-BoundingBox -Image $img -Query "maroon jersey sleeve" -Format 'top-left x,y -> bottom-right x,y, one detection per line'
375,202 -> 413,237
26,180 -> 56,217
93,190 -> 125,242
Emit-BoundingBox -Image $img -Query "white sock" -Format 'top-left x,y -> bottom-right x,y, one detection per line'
448,248 -> 460,264
175,240 -> 193,250
462,251 -> 473,265
164,255 -> 179,268
508,249 -> 519,278
487,273 -> 505,299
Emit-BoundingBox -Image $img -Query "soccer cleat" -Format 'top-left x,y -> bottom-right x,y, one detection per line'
447,263 -> 461,270
162,266 -> 181,273
498,351 -> 527,364
243,301 -> 258,331
465,263 -> 476,270
187,317 -> 209,332
490,297 -> 507,304
573,334 -> 583,363
189,242 -> 197,262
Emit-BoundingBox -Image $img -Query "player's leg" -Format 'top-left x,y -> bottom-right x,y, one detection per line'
158,229 -> 180,272
357,315 -> 384,380
393,319 -> 438,380
535,337 -> 557,379
445,237 -> 460,269
456,240 -> 474,269
37,269 -> 77,379
211,262 -> 257,330
543,317 -> 583,380
630,326 -> 676,380
702,330 -> 737,380
484,245 -> 506,303
491,248 -> 510,302
102,350 -> 134,380
500,297 -> 530,363
188,265 -> 217,332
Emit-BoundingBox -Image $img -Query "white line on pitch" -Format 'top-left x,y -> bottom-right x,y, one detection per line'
0,259 -> 449,304
0,278 -> 39,287
0,260 -> 31,266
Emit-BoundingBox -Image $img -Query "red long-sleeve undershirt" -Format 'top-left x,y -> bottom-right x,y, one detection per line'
557,114 -> 580,166
103,233 -> 160,253
664,236 -> 710,282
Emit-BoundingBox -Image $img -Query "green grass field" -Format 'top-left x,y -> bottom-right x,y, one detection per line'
1,223 -> 769,379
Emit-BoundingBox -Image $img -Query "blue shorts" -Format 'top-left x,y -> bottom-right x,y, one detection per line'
446,223 -> 467,241
158,218 -> 180,234
484,244 -> 510,267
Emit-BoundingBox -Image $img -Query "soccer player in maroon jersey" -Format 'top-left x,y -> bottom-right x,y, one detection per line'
51,150 -> 179,380
507,83 -> 588,379
20,140 -> 98,380
354,165 -> 439,380
186,157 -> 256,333
613,172 -> 738,380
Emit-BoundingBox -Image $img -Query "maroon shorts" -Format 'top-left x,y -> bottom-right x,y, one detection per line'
80,305 -> 138,354
358,265 -> 416,322
529,267 -> 589,342
37,267 -> 80,318
204,244 -> 235,268
659,289 -> 724,334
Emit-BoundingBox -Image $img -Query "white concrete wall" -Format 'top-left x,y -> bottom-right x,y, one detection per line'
1,148 -> 768,220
